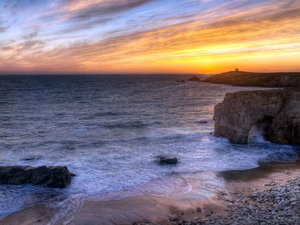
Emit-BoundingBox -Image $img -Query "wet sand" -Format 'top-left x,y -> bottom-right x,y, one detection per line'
2,161 -> 300,225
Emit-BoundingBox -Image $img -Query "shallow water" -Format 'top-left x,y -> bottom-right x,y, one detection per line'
0,75 -> 296,217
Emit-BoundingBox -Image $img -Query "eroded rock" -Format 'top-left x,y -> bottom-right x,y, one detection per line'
213,89 -> 300,144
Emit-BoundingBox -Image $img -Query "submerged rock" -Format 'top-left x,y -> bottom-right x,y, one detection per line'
22,155 -> 43,161
0,166 -> 72,188
213,89 -> 300,144
159,156 -> 178,165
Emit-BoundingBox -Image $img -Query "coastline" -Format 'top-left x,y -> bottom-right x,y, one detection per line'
2,161 -> 300,225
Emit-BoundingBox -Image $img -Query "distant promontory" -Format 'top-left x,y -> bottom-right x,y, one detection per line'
203,70 -> 300,87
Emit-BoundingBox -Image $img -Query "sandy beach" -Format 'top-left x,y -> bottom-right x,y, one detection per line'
169,161 -> 300,225
1,160 -> 300,225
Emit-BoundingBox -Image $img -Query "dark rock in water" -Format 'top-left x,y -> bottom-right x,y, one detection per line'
159,156 -> 178,165
213,89 -> 300,144
176,79 -> 186,83
187,76 -> 201,82
196,120 -> 208,124
0,166 -> 72,188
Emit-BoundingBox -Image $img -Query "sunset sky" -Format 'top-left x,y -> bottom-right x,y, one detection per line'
0,0 -> 300,74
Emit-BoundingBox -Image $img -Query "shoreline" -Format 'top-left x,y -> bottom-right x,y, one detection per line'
171,161 -> 300,225
2,161 -> 300,225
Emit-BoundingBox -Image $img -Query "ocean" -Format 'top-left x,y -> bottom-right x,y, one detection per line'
0,75 -> 296,218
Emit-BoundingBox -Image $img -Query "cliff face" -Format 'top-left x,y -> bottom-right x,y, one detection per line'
204,71 -> 300,87
213,89 -> 300,144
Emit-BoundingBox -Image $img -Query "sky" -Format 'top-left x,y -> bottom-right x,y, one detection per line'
0,0 -> 300,74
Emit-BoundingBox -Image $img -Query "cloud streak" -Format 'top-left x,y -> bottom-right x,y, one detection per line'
43,0 -> 151,35
61,0 -> 151,19
0,17 -> 8,32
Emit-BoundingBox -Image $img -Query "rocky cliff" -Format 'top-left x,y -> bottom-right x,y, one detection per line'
213,89 -> 300,144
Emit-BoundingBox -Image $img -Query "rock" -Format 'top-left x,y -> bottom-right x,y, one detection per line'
213,89 -> 300,144
196,120 -> 208,124
0,166 -> 72,188
159,156 -> 178,165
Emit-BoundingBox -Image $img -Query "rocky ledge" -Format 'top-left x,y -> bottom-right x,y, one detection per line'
0,166 -> 72,188
213,89 -> 300,144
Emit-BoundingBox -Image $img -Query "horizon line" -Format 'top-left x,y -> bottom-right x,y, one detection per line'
0,73 -> 206,76
1,70 -> 300,76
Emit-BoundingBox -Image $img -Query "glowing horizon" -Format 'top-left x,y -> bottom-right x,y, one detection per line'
1,0 -> 300,74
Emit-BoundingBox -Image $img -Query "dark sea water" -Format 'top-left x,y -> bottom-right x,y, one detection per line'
0,75 -> 296,218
